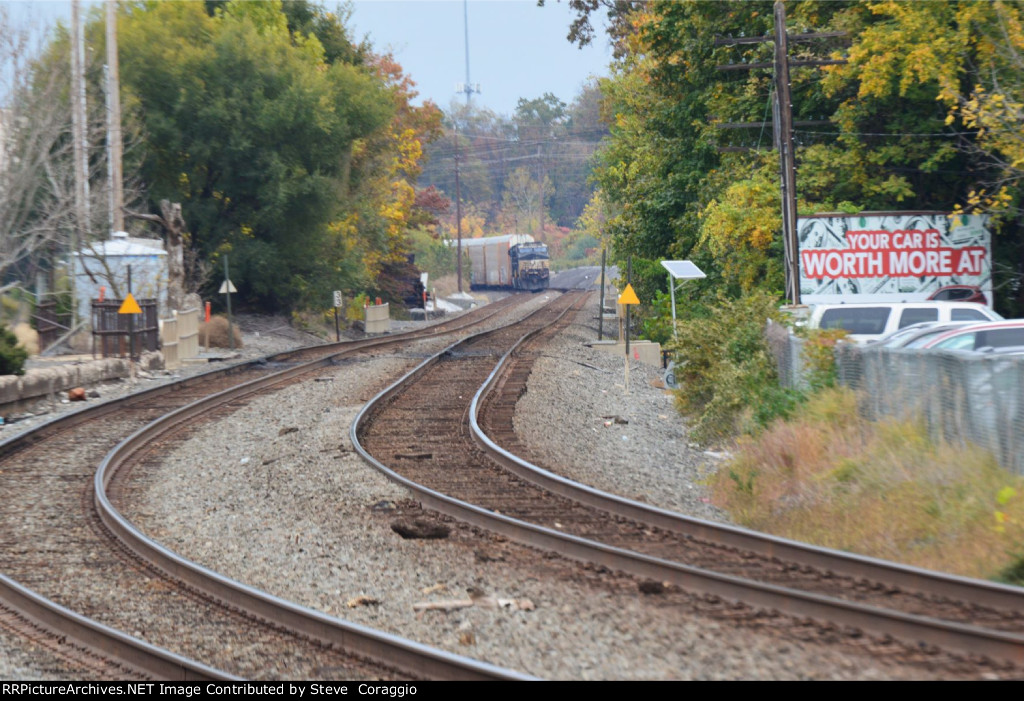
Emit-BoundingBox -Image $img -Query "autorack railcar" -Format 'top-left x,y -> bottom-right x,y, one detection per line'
462,234 -> 550,291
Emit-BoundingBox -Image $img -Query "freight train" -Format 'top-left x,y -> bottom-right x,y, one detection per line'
461,234 -> 550,292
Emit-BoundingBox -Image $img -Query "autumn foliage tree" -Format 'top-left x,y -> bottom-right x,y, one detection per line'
583,0 -> 1024,314
111,0 -> 437,311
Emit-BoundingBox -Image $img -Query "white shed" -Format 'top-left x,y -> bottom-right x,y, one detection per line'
72,231 -> 167,322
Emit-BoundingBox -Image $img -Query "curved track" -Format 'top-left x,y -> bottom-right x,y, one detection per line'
353,291 -> 1024,674
0,296 -> 535,680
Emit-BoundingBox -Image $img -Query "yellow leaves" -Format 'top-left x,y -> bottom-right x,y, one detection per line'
395,127 -> 422,177
993,487 -> 1020,534
957,186 -> 1012,217
698,171 -> 782,293
998,486 -> 1018,506
328,214 -> 359,239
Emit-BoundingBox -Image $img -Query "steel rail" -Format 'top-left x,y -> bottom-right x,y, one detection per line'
93,302 -> 543,681
0,572 -> 237,681
468,324 -> 1024,613
0,296 -> 530,681
351,294 -> 1024,667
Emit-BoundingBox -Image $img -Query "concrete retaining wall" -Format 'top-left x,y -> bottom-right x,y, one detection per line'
0,352 -> 163,416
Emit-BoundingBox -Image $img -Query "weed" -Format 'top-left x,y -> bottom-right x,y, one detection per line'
728,467 -> 757,496
709,387 -> 1024,580
668,290 -> 794,443
996,555 -> 1024,586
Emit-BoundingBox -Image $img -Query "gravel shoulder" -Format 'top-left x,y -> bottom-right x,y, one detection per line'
513,294 -> 730,522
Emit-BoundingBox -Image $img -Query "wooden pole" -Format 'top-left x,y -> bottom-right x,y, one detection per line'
598,248 -> 606,341
774,0 -> 800,305
106,0 -> 124,232
454,122 -> 463,294
224,255 -> 234,350
624,255 -> 632,394
70,0 -> 89,330
127,264 -> 135,384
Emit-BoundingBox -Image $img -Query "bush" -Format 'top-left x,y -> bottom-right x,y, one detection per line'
200,315 -> 243,349
0,324 -> 28,375
800,327 -> 848,391
667,289 -> 795,443
346,293 -> 369,322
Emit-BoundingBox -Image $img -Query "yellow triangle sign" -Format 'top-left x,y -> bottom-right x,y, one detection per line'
617,284 -> 640,305
118,293 -> 142,315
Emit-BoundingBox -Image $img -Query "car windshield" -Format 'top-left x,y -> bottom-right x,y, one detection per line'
931,326 -> 1024,350
905,327 -> 965,348
873,324 -> 929,347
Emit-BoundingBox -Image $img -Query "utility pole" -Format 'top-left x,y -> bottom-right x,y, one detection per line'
70,0 -> 89,328
536,146 -> 544,239
105,0 -> 124,233
774,0 -> 800,305
452,0 -> 480,294
454,121 -> 463,293
713,1 -> 847,305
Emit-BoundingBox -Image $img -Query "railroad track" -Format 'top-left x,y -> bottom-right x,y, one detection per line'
353,290 -> 1024,676
0,295 -> 538,680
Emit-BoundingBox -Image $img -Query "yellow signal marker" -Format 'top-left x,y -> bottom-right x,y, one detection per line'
617,284 -> 640,305
118,293 -> 142,315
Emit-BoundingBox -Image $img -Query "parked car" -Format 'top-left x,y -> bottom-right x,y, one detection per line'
926,284 -> 987,305
870,321 -> 984,349
973,345 -> 1024,356
807,302 -> 1002,344
918,320 -> 1024,351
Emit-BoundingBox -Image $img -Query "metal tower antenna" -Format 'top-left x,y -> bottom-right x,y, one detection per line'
455,0 -> 480,103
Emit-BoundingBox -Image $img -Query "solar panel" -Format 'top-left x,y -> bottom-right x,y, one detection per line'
661,260 -> 707,279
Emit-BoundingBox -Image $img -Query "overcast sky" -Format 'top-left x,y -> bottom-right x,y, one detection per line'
348,0 -> 612,115
2,0 -> 613,117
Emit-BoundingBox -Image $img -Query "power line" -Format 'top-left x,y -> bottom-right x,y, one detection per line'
794,129 -> 973,137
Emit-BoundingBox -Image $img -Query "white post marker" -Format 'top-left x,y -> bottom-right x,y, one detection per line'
333,290 -> 343,342
660,260 -> 707,339
617,283 -> 640,393
219,257 -> 237,350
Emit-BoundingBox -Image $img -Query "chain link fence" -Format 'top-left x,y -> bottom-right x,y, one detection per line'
766,320 -> 809,391
835,344 -> 1024,474
769,324 -> 1024,475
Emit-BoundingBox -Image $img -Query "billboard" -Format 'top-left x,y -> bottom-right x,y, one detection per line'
798,212 -> 992,307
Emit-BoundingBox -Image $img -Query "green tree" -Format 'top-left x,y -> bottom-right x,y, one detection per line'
824,0 -> 1024,314
118,0 -> 393,310
588,0 -> 1013,309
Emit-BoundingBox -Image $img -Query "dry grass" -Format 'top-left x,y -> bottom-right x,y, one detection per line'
13,323 -> 38,355
200,315 -> 243,349
710,387 -> 1024,580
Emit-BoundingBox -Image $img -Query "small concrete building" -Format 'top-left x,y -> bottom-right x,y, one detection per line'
72,231 -> 167,322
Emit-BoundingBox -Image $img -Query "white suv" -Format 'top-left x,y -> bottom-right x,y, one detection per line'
806,302 -> 1002,344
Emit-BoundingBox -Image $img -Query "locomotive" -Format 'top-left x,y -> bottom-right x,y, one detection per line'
462,234 -> 550,292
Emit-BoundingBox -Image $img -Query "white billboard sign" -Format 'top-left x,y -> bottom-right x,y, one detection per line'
798,212 -> 992,307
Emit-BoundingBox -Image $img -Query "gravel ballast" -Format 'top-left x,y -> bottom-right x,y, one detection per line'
513,305 -> 730,522
0,294 -> 950,680
115,293 -> 939,680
